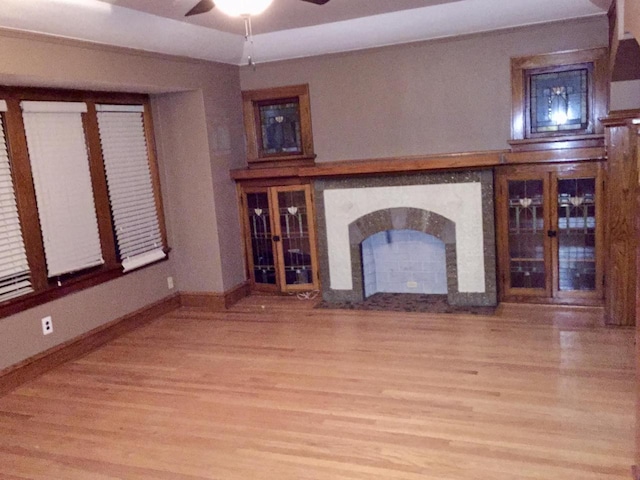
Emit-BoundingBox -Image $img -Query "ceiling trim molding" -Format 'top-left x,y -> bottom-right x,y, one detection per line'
0,0 -> 607,66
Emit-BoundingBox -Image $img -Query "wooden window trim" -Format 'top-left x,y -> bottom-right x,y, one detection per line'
241,84 -> 316,168
509,48 -> 608,151
0,86 -> 169,320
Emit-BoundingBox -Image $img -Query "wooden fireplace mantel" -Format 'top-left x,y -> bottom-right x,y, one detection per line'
230,147 -> 606,182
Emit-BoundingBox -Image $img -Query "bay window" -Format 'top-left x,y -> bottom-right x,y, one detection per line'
0,88 -> 167,316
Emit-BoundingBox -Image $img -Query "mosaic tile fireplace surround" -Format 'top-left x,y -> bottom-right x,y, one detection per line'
314,170 -> 497,307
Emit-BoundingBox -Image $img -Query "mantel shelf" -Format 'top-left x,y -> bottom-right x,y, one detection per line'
230,146 -> 607,182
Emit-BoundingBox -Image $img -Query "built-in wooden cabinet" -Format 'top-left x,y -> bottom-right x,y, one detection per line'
496,162 -> 604,305
239,183 -> 319,293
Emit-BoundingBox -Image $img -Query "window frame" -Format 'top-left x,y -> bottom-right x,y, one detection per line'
0,86 -> 168,319
509,47 -> 608,151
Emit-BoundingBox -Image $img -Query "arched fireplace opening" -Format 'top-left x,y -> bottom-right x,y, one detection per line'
362,229 -> 447,298
349,207 -> 459,304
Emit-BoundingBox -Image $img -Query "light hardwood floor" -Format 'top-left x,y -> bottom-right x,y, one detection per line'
0,297 -> 635,479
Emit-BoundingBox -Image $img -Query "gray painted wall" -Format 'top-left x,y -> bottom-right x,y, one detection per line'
0,15 -> 611,371
240,17 -> 609,161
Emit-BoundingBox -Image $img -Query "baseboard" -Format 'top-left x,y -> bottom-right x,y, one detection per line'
180,280 -> 250,310
0,294 -> 180,397
223,280 -> 251,307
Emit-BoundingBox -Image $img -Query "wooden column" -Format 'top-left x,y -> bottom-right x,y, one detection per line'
602,112 -> 640,326
635,123 -> 640,480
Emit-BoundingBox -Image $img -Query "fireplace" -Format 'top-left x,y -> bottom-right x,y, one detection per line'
362,229 -> 448,297
314,170 -> 497,307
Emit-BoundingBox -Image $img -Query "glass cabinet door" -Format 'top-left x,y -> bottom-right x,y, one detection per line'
506,178 -> 548,293
272,185 -> 317,290
555,175 -> 598,294
498,163 -> 603,304
244,190 -> 277,287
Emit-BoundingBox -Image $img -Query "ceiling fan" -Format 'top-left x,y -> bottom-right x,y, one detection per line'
186,0 -> 331,17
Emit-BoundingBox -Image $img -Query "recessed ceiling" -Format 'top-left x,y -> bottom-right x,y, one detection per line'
101,0 -> 463,35
0,0 -> 606,65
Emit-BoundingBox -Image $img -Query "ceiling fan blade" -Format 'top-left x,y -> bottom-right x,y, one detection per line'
299,0 -> 331,4
185,0 -> 215,17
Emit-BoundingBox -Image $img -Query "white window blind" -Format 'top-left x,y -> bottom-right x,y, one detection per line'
21,101 -> 104,277
96,105 -> 165,272
0,101 -> 33,301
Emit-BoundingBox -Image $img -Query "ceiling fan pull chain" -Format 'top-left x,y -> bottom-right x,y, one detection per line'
244,16 -> 257,70
244,15 -> 251,40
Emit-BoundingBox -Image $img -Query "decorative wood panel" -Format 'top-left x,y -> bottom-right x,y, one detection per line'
636,186 -> 640,478
602,113 -> 640,326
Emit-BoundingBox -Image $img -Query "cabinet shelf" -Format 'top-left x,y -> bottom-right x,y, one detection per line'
508,229 -> 545,234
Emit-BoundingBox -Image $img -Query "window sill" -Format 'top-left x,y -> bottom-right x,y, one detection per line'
0,254 -> 169,319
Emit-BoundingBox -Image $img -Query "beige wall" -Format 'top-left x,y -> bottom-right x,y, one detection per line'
0,16 -> 614,371
611,80 -> 640,110
0,30 -> 246,371
0,262 -> 173,371
240,17 -> 609,162
624,0 -> 640,42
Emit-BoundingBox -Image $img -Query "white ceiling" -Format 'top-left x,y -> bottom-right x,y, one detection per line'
0,0 -> 606,65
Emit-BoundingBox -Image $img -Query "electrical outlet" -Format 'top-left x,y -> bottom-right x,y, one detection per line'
167,276 -> 174,290
407,281 -> 418,288
41,316 -> 53,335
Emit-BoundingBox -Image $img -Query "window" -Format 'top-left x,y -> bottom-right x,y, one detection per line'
0,101 -> 33,303
21,101 -> 104,277
96,104 -> 166,272
509,48 -> 607,152
0,88 -> 167,316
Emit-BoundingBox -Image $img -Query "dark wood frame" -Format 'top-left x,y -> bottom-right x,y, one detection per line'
270,184 -> 320,292
238,182 -> 320,293
230,148 -> 607,182
241,84 -> 315,168
496,162 -> 604,305
0,86 -> 168,319
510,48 -> 608,151
239,184 -> 279,294
601,110 -> 640,326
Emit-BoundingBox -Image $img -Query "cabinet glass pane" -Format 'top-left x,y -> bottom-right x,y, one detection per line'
277,190 -> 313,286
246,192 -> 276,285
508,179 -> 545,289
557,178 -> 596,291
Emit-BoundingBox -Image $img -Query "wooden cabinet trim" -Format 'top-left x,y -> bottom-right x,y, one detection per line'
231,148 -> 607,182
239,182 -> 320,294
497,162 -> 604,305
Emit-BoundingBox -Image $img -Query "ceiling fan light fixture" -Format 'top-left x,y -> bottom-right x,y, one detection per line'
215,0 -> 274,17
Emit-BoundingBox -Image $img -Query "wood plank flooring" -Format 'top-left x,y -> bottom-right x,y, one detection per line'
0,297 -> 635,479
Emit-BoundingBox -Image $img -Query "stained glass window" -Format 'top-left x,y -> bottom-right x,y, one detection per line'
529,68 -> 589,135
258,99 -> 302,155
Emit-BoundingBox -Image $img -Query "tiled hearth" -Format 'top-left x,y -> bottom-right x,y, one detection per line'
314,170 -> 497,307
